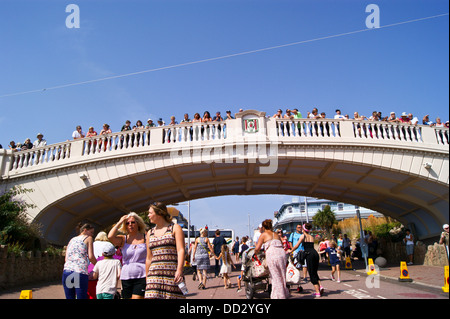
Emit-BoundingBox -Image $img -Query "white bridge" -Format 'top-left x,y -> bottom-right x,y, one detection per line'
1,110 -> 448,245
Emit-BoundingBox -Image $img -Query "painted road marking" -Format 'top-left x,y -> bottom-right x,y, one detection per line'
344,289 -> 375,299
358,289 -> 369,293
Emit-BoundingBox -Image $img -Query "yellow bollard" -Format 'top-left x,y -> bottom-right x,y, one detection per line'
366,258 -> 378,276
442,266 -> 449,293
398,261 -> 413,282
344,256 -> 353,270
19,290 -> 32,299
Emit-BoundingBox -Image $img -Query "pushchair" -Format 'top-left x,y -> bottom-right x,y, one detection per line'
241,248 -> 271,299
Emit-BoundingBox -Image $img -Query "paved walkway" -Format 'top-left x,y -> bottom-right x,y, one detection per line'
0,259 -> 447,299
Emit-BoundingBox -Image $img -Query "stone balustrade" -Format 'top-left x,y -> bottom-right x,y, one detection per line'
1,118 -> 448,180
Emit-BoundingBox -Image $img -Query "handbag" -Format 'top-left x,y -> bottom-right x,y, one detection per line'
286,257 -> 301,284
251,254 -> 269,278
295,250 -> 310,265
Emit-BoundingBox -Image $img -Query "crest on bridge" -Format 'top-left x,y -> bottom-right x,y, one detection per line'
244,119 -> 259,133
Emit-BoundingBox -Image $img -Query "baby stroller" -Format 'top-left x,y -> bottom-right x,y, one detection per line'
242,248 -> 271,299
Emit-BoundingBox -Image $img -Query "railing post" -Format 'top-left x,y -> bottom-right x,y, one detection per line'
69,139 -> 85,161
338,120 -> 355,138
421,126 -> 439,145
150,127 -> 164,147
0,149 -> 7,177
0,149 -> 13,178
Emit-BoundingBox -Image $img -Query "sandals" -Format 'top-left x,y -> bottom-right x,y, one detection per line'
198,283 -> 206,290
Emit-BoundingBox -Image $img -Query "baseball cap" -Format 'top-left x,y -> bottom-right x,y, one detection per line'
102,243 -> 116,256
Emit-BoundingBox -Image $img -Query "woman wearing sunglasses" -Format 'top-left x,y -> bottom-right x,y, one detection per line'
108,213 -> 147,299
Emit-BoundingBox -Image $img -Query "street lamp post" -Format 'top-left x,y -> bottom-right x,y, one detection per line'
187,201 -> 191,244
173,201 -> 191,244
305,196 -> 310,223
248,214 -> 251,238
355,205 -> 368,270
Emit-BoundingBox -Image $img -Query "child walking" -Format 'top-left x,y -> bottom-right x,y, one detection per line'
215,244 -> 236,289
92,243 -> 122,299
319,240 -> 341,283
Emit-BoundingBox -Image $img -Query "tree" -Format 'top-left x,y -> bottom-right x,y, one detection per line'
312,205 -> 337,237
0,186 -> 41,249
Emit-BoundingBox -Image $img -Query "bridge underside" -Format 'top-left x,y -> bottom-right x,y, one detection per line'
35,158 -> 449,245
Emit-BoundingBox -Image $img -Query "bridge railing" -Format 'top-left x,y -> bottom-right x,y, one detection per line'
5,141 -> 72,171
160,122 -> 227,144
79,122 -> 228,156
1,121 -> 230,176
434,127 -> 450,145
1,117 -> 448,178
274,118 -> 449,145
80,130 -> 152,155
274,118 -> 342,138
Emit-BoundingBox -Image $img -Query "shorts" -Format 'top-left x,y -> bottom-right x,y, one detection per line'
96,293 -> 114,299
406,244 -> 414,256
330,260 -> 340,267
121,278 -> 146,299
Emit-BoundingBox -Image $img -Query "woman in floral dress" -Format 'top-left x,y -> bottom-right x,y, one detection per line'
255,219 -> 289,299
145,202 -> 186,299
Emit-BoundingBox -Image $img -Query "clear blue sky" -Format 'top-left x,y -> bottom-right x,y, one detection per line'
1,0 -> 448,238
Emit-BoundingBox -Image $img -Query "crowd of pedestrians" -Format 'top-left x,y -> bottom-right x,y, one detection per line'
2,107 -> 448,152
186,220 -> 360,299
54,208 -> 450,300
230,221 -> 377,298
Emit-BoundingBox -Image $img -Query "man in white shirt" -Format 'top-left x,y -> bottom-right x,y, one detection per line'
334,109 -> 346,119
408,113 -> 419,125
33,133 -> 47,148
72,125 -> 85,139
309,108 -> 321,119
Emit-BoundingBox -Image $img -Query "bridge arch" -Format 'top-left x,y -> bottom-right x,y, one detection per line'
1,110 -> 448,245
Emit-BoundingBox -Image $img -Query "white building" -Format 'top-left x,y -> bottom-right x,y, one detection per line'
273,197 -> 384,233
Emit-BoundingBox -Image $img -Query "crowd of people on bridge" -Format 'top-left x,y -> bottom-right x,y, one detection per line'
1,107 -> 448,152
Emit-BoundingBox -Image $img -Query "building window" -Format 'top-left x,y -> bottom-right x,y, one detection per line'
337,203 -> 344,211
300,204 -> 305,213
